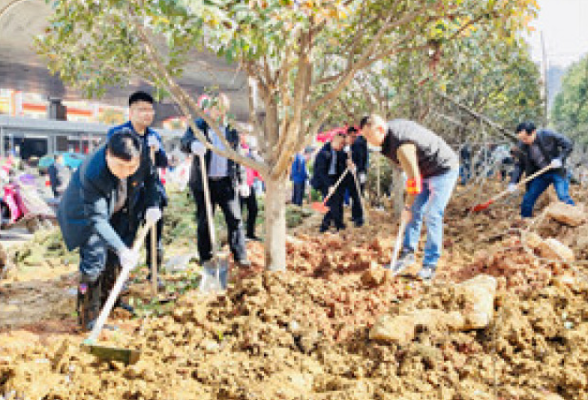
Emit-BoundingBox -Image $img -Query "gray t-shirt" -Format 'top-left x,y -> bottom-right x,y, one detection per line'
381,119 -> 459,178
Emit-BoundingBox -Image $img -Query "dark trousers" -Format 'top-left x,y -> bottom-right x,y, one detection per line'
145,215 -> 164,270
193,177 -> 247,262
78,210 -> 135,308
240,191 -> 258,237
521,171 -> 574,217
292,181 -> 305,206
320,176 -> 345,230
343,174 -> 364,224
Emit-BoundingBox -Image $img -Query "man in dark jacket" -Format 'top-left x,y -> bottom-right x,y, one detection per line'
290,151 -> 308,206
360,114 -> 459,281
180,93 -> 250,267
311,133 -> 347,232
48,154 -> 71,198
57,131 -> 161,330
108,91 -> 168,285
343,126 -> 369,227
508,121 -> 575,217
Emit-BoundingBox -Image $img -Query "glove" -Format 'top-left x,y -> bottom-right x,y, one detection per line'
147,135 -> 160,151
550,158 -> 563,169
343,145 -> 351,153
327,186 -> 335,197
191,141 -> 206,157
239,184 -> 251,197
507,183 -> 517,193
359,172 -> 366,184
118,247 -> 140,270
145,207 -> 162,224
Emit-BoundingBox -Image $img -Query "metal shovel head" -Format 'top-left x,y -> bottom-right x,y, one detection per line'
198,255 -> 229,293
311,201 -> 329,214
82,343 -> 140,365
471,199 -> 493,212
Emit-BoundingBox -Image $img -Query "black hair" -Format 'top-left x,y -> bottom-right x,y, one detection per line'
129,91 -> 154,106
347,126 -> 358,135
515,121 -> 536,135
107,129 -> 142,161
359,116 -> 370,129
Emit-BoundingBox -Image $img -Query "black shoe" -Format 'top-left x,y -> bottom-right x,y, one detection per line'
336,224 -> 346,231
319,224 -> 330,233
235,259 -> 252,268
115,300 -> 136,315
353,220 -> 364,228
245,234 -> 262,242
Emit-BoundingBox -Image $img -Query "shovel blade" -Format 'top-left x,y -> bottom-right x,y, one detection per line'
311,201 -> 329,214
198,258 -> 228,293
83,344 -> 140,365
471,199 -> 493,212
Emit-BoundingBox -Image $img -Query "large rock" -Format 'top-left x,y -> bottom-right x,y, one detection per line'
538,238 -> 575,261
546,202 -> 587,227
457,274 -> 497,330
370,275 -> 497,344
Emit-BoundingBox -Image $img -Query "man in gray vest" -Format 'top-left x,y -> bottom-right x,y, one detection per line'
360,114 -> 459,280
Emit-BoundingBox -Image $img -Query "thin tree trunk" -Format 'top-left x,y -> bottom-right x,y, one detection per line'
264,176 -> 288,271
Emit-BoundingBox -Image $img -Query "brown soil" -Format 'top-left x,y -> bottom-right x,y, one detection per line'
1,182 -> 588,400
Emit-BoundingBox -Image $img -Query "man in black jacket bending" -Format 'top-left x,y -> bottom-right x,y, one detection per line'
181,94 -> 250,267
311,133 -> 347,233
508,122 -> 575,218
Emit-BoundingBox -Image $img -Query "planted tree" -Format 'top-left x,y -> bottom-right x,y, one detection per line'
37,0 -> 539,270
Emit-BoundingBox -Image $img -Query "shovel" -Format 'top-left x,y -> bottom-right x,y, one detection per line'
196,152 -> 228,293
350,168 -> 368,226
82,220 -> 155,364
387,218 -> 408,275
471,164 -> 553,212
311,167 -> 350,213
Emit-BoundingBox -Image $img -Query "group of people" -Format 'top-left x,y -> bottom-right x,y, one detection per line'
55,88 -> 578,331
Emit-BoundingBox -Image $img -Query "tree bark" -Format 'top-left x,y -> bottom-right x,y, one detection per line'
263,176 -> 288,272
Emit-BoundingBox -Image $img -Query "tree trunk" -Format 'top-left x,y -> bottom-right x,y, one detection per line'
264,175 -> 288,271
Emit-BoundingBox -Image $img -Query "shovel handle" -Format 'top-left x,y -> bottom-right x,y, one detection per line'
389,219 -> 407,272
86,221 -> 155,344
150,147 -> 158,296
490,164 -> 553,204
198,153 -> 217,258
323,167 -> 350,204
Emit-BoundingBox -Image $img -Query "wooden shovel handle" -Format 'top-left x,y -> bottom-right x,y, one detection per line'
491,164 -> 553,203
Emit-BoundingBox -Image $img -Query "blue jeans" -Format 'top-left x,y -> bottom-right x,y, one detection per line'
403,168 -> 458,267
521,171 -> 574,217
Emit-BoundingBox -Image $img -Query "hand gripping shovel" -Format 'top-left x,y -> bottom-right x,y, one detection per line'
471,164 -> 553,212
82,220 -> 154,365
311,167 -> 350,214
197,153 -> 228,294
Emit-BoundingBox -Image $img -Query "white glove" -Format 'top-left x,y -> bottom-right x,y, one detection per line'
119,247 -> 140,270
239,184 -> 251,197
145,207 -> 162,224
191,141 -> 206,157
550,158 -> 563,169
343,145 -> 351,153
507,183 -> 518,193
359,172 -> 366,184
147,135 -> 160,151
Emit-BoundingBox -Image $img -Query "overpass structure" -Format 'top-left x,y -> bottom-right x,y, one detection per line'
0,0 -> 250,123
0,115 -> 183,159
